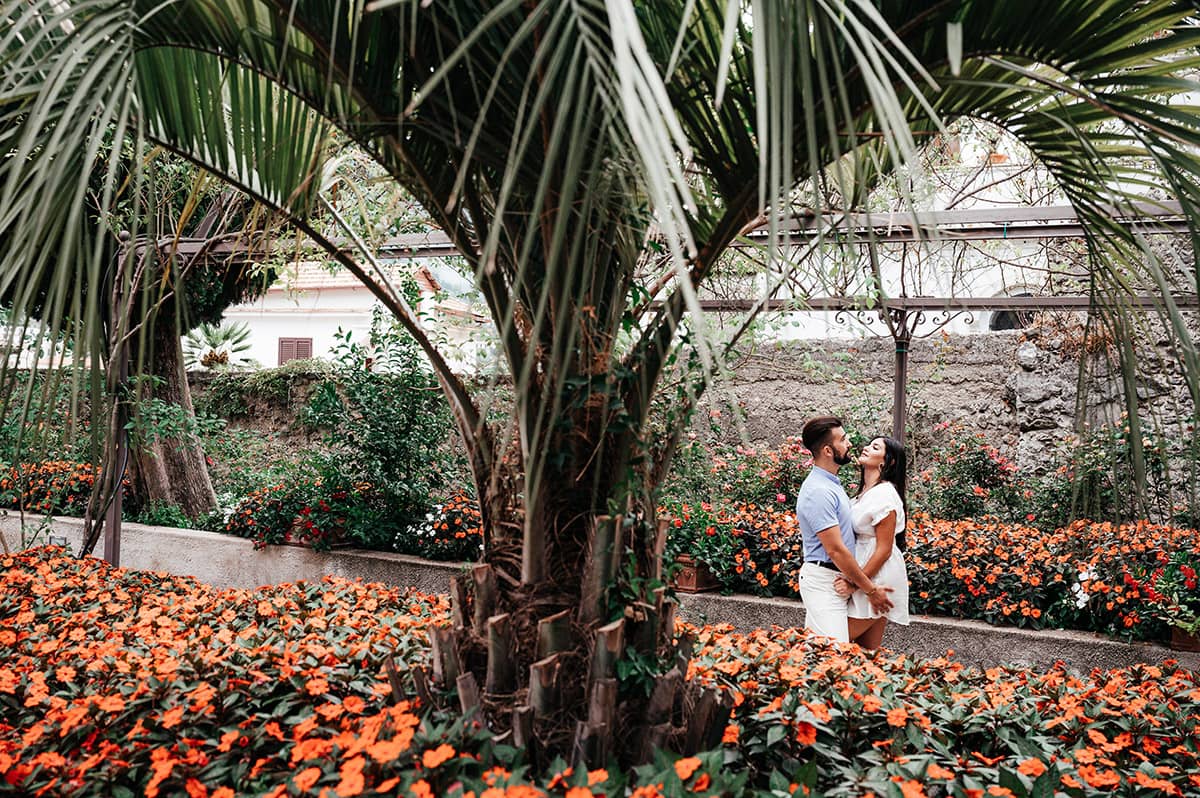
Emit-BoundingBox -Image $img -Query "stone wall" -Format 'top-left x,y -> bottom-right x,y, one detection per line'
702,322 -> 1194,471
191,324 -> 1196,473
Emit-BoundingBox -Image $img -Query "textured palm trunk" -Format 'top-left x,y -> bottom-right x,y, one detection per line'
413,400 -> 731,768
127,319 -> 218,520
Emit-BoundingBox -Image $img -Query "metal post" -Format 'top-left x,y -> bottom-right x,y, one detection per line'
102,385 -> 126,567
892,318 -> 911,445
102,235 -> 132,567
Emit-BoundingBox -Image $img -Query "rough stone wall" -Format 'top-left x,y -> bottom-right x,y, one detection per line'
700,323 -> 1195,472
190,324 -> 1197,474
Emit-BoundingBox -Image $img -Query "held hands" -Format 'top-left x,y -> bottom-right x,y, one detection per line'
833,575 -> 895,613
866,584 -> 895,614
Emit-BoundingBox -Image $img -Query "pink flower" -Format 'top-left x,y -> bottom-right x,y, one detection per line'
776,493 -> 787,504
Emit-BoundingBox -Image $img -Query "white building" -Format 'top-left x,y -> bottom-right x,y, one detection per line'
220,261 -> 489,371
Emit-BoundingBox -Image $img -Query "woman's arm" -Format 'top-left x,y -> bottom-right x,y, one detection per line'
858,511 -> 896,580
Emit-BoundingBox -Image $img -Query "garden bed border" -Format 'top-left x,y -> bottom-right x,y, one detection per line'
2,514 -> 1196,673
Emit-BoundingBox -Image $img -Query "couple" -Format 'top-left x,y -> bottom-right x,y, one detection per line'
795,415 -> 910,650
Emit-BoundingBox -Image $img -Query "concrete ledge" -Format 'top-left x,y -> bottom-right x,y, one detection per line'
0,514 -> 464,595
676,591 -> 1200,671
3,514 -> 1197,673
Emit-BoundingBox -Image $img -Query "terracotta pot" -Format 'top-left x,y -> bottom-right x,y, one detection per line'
672,554 -> 719,593
1169,626 -> 1200,652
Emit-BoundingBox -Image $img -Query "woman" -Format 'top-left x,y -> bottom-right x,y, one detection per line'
839,436 -> 910,650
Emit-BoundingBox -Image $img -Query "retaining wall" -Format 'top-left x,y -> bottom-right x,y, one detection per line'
4,514 -> 1196,673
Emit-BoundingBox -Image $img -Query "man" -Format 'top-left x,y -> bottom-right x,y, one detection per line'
795,416 -> 893,642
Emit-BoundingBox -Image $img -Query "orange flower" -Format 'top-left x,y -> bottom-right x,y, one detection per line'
410,780 -> 434,798
692,773 -> 712,792
294,766 -> 322,791
367,737 -> 409,763
96,694 -> 125,713
674,757 -> 701,781
587,770 -> 608,786
925,763 -> 954,779
160,705 -> 186,729
891,779 -> 926,798
795,721 -> 817,745
422,743 -> 456,769
886,707 -> 908,727
565,788 -> 593,798
336,756 -> 366,797
722,724 -> 739,744
306,678 -> 331,696
1017,758 -> 1047,777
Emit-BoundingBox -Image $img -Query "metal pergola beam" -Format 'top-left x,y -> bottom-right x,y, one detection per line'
694,295 -> 1200,312
184,201 -> 1190,261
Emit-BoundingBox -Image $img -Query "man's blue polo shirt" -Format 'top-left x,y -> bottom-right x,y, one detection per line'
795,466 -> 854,562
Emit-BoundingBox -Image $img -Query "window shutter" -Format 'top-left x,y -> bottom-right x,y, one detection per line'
278,338 -> 313,365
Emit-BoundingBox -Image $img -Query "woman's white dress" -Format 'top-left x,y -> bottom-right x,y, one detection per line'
847,482 -> 910,624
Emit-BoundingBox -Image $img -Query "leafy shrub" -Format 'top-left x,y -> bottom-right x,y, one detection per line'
200,426 -> 319,501
223,477 -> 378,551
664,436 -> 817,507
1024,420 -> 1173,530
912,422 -> 1024,521
398,492 -> 483,561
299,312 -> 459,549
130,500 -> 193,529
0,376 -> 94,466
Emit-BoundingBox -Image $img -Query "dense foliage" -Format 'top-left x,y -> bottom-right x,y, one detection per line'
0,462 -> 124,516
296,314 -> 457,549
2,549 -> 1198,797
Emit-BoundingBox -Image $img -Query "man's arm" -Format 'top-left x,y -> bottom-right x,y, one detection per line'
816,526 -> 894,614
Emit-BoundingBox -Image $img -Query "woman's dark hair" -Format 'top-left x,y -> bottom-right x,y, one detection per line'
858,436 -> 908,550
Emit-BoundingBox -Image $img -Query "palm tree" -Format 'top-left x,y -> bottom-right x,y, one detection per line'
184,321 -> 258,370
4,0 -> 1200,766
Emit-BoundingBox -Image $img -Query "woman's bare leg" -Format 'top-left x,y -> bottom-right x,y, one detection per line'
853,618 -> 888,651
847,617 -> 877,645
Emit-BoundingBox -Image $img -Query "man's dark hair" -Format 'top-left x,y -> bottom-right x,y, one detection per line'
801,415 -> 843,454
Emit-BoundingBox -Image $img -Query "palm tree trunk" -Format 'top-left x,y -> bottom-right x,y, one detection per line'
128,320 -> 218,520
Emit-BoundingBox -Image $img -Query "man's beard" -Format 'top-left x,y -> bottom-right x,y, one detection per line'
833,449 -> 853,466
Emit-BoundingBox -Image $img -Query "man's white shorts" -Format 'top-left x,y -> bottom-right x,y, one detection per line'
797,562 -> 849,643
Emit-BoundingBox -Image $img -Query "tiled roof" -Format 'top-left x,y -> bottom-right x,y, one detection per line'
270,262 -> 444,293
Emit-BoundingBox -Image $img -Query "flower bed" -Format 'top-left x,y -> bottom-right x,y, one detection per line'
223,478 -> 378,550
2,549 -> 1198,797
0,461 -> 124,515
656,503 -> 1200,644
904,515 -> 1200,642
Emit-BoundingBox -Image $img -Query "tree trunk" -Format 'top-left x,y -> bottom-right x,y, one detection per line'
423,403 -> 724,770
128,319 -> 218,520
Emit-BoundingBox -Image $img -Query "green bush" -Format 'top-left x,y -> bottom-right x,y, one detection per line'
130,500 -> 192,529
223,476 -> 380,551
298,311 -> 460,549
911,422 -> 1024,521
